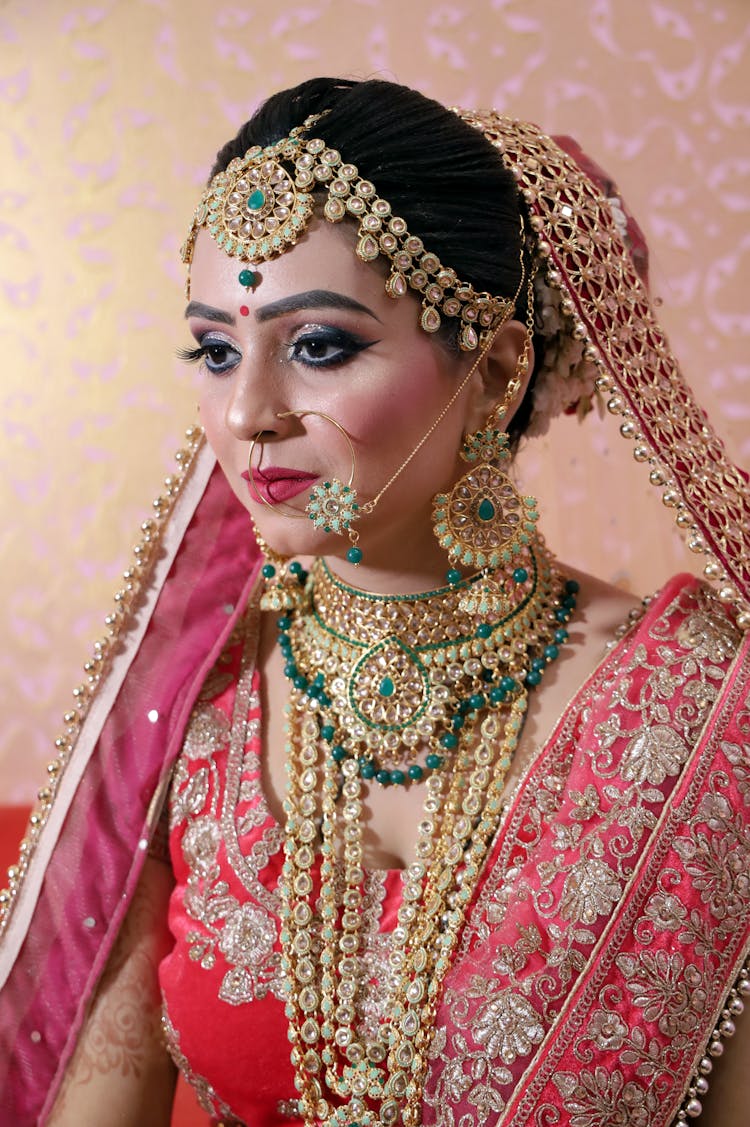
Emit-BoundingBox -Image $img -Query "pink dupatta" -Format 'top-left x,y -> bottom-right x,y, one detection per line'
0,444 -> 262,1123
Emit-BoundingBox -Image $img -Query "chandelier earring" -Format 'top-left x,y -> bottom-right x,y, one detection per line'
432,292 -> 540,615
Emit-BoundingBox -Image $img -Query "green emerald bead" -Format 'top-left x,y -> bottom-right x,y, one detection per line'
440,732 -> 458,749
261,563 -> 275,578
346,546 -> 363,565
331,744 -> 347,762
379,676 -> 395,698
359,760 -> 376,780
477,498 -> 495,522
247,189 -> 265,211
476,623 -> 492,639
376,769 -> 391,786
513,567 -> 528,583
407,764 -> 424,781
320,724 -> 335,742
446,568 -> 462,585
238,268 -> 256,289
425,753 -> 443,771
390,769 -> 406,786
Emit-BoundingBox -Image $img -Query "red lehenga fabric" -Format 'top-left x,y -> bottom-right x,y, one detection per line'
160,573 -> 750,1127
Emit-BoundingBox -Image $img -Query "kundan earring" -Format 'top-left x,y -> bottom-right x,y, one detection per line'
432,323 -> 540,615
252,528 -> 309,612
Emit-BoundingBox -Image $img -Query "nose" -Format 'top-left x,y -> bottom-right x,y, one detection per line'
224,356 -> 284,443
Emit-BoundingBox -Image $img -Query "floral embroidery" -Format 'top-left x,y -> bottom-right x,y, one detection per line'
182,704 -> 230,760
552,1068 -> 660,1127
615,950 -> 707,1036
586,1010 -> 628,1052
559,856 -> 622,924
723,737 -> 750,804
423,581 -> 747,1127
170,617 -> 288,1007
617,724 -> 689,785
471,988 -> 545,1063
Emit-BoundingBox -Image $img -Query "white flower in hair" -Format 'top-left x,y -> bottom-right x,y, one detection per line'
527,270 -> 599,437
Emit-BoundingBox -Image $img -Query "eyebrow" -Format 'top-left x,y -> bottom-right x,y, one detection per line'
256,290 -> 382,323
184,301 -> 235,325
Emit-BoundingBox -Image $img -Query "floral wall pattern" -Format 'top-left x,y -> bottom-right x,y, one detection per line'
1,0 -> 748,799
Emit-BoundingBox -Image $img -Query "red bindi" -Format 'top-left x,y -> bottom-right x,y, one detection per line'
239,305 -> 250,317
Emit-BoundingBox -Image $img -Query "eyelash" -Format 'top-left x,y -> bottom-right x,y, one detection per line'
177,326 -> 377,376
287,326 -> 376,368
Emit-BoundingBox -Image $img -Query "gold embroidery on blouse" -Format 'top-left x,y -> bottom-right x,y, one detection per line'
169,602 -> 287,1005
170,595 -> 399,1029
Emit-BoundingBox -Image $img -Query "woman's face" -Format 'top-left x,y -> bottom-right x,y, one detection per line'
185,222 -> 481,583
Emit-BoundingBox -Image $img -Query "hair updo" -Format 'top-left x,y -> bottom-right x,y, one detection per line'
210,77 -> 542,444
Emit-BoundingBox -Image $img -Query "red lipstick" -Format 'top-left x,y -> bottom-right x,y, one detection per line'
242,467 -> 318,505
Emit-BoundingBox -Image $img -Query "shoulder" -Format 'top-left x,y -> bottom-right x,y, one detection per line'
572,568 -> 745,662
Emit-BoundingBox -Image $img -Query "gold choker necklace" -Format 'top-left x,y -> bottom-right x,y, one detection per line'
276,536 -> 579,1126
278,537 -> 577,785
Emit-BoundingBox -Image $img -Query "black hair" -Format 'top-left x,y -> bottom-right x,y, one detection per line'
211,77 -> 542,444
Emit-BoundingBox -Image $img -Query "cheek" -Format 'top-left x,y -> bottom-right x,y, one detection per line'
197,389 -> 232,463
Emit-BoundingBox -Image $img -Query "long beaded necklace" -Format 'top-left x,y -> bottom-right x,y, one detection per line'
276,534 -> 578,1127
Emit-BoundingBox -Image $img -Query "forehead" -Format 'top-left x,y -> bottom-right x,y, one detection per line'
189,221 -> 392,315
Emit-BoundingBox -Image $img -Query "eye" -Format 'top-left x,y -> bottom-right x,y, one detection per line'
288,325 -> 377,369
177,334 -> 241,375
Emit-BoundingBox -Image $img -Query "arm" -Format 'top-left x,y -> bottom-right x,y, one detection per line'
47,855 -> 177,1127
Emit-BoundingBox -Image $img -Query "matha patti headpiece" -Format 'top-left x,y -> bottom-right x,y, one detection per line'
180,115 -> 520,352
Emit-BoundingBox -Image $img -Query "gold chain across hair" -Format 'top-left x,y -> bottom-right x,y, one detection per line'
180,114 -> 524,352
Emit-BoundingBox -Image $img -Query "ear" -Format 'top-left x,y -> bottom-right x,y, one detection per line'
462,319 -> 534,436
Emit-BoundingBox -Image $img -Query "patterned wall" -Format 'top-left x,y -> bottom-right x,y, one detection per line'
1,0 -> 748,800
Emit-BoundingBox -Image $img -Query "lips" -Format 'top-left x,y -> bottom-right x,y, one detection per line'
242,467 -> 318,505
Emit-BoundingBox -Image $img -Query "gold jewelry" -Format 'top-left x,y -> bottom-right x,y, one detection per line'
181,115 -> 525,352
249,409 -> 364,566
276,542 -> 579,1126
433,278 -> 539,599
253,527 -> 309,612
432,429 -> 539,574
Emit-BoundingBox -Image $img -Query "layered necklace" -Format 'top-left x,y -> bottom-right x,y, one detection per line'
276,534 -> 578,1127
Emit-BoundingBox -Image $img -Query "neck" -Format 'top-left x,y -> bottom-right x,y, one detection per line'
320,519 -> 461,596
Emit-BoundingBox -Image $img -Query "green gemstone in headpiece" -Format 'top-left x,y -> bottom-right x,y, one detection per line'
238,268 -> 257,290
478,498 -> 495,522
247,189 -> 265,211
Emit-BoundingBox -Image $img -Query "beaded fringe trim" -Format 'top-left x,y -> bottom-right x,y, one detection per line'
0,425 -> 206,938
673,958 -> 749,1122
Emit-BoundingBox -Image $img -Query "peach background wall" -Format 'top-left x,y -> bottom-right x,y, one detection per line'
1,0 -> 748,801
